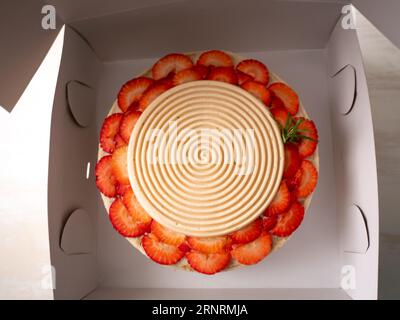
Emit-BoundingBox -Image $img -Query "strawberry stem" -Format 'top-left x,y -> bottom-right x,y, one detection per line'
280,114 -> 317,144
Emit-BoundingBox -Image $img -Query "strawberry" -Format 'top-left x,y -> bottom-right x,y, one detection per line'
142,233 -> 185,265
268,82 -> 299,115
122,187 -> 152,224
114,134 -> 127,148
266,180 -> 291,216
139,82 -> 172,111
236,59 -> 270,85
117,77 -> 154,112
152,53 -> 193,80
270,106 -> 289,128
112,145 -> 129,185
151,220 -> 186,246
236,70 -> 253,85
95,156 -> 117,197
283,143 -> 301,178
286,172 -> 302,191
271,201 -> 304,237
178,242 -> 191,253
119,110 -> 142,143
241,81 -> 272,106
230,218 -> 263,244
297,118 -> 318,158
271,96 -> 285,109
197,50 -> 233,68
100,113 -> 123,153
173,67 -> 204,86
262,215 -> 278,231
187,236 -> 230,254
231,232 -> 272,265
109,198 -> 150,237
207,67 -> 238,85
293,160 -> 318,198
192,65 -> 209,79
116,183 -> 130,197
186,251 -> 231,275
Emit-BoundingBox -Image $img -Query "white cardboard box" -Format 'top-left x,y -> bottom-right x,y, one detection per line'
2,0 -> 397,300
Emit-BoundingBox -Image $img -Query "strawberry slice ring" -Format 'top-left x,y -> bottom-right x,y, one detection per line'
97,51 -> 319,274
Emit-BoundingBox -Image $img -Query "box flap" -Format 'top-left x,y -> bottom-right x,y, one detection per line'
0,0 -> 62,112
352,0 -> 400,49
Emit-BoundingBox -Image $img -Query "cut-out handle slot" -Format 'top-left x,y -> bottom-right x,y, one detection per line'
66,80 -> 94,127
343,204 -> 370,254
331,64 -> 357,115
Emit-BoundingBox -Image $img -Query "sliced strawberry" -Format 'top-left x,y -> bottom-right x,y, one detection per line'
109,198 -> 150,237
139,82 -> 172,111
173,67 -> 204,86
122,187 -> 152,224
270,106 -> 289,128
142,233 -> 184,265
294,160 -> 318,198
236,59 -> 270,85
283,143 -> 301,178
236,70 -> 253,85
266,180 -> 291,217
95,156 -> 117,197
186,251 -> 231,275
271,96 -> 285,109
187,236 -> 230,254
230,218 -> 263,244
116,183 -> 130,197
197,50 -> 233,68
268,82 -> 299,115
192,65 -> 209,79
119,110 -> 141,143
178,242 -> 191,253
112,145 -> 129,185
117,77 -> 154,112
114,133 -> 127,148
207,67 -> 238,85
262,215 -> 278,231
151,220 -> 186,246
153,75 -> 175,88
126,101 -> 140,113
241,81 -> 272,106
152,53 -> 193,80
287,172 -> 302,191
231,232 -> 272,265
271,201 -> 304,237
297,118 -> 318,158
100,113 -> 123,153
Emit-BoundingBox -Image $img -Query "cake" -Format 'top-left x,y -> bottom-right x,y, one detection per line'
96,50 -> 319,274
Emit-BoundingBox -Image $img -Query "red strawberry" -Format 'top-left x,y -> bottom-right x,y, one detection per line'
236,59 -> 270,85
192,65 -> 209,79
268,82 -> 299,115
139,82 -> 172,111
114,134 -> 127,148
241,81 -> 272,106
197,50 -> 233,68
122,187 -> 152,224
231,232 -> 272,265
287,172 -> 302,191
262,215 -> 278,231
178,242 -> 191,253
237,70 -> 253,85
187,236 -> 230,254
173,67 -> 204,86
271,96 -> 285,109
95,156 -> 117,197
297,118 -> 318,158
271,201 -> 304,237
109,198 -> 150,237
283,143 -> 301,178
230,218 -> 263,244
142,233 -> 185,265
266,180 -> 291,216
186,251 -> 231,275
152,53 -> 193,80
207,67 -> 238,85
117,77 -> 154,112
270,106 -> 289,128
119,110 -> 141,143
100,113 -> 123,153
294,160 -> 318,198
116,183 -> 130,197
112,145 -> 129,185
151,220 -> 186,246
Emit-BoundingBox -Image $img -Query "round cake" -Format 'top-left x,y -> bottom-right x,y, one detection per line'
96,50 -> 319,274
